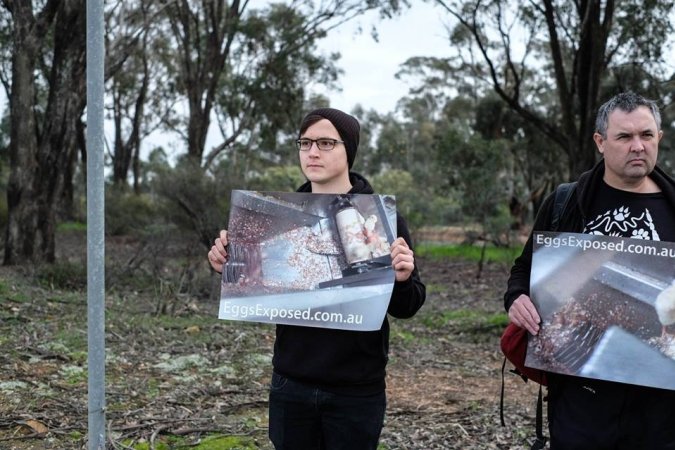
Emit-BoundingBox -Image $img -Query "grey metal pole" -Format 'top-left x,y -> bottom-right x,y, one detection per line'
86,0 -> 106,448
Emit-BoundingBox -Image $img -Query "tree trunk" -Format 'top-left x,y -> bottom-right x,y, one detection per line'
168,0 -> 243,163
37,1 -> 86,261
59,135 -> 80,221
4,3 -> 40,265
568,0 -> 613,178
4,0 -> 86,265
112,82 -> 132,185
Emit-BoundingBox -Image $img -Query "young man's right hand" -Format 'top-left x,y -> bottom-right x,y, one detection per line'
508,294 -> 541,335
208,229 -> 228,273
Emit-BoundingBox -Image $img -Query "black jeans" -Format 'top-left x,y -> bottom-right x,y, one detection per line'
548,375 -> 675,450
268,372 -> 386,450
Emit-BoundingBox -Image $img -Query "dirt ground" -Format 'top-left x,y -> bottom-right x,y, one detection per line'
0,230 -> 546,449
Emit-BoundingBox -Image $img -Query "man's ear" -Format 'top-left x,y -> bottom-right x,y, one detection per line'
593,132 -> 605,155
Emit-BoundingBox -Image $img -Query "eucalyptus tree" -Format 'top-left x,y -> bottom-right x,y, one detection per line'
203,2 -> 342,171
107,1 -> 177,191
148,1 -> 407,248
0,114 -> 7,230
0,0 -> 157,264
157,0 -> 406,168
1,0 -> 87,265
431,0 -> 674,178
148,1 -> 348,247
353,93 -> 440,180
433,124 -> 512,245
108,2 -> 151,190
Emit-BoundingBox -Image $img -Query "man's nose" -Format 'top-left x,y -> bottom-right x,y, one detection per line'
630,136 -> 645,152
307,142 -> 321,155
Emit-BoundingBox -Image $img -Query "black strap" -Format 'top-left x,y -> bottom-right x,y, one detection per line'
551,181 -> 577,231
531,385 -> 547,450
500,358 -> 506,427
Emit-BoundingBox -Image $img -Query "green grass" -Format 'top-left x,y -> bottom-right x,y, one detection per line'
190,435 -> 258,449
147,378 -> 160,398
416,243 -> 522,264
60,365 -> 87,384
391,329 -> 415,344
421,309 -> 509,343
57,221 -> 87,232
53,327 -> 87,352
0,279 -> 30,303
424,283 -> 446,295
126,434 -> 259,450
37,261 -> 87,290
423,309 -> 508,328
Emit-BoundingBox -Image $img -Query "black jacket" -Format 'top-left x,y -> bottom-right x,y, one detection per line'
505,161 -> 675,448
504,161 -> 675,312
272,172 -> 426,395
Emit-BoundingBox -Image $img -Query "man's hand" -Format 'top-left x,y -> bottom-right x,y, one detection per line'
390,237 -> 414,282
208,229 -> 228,273
508,294 -> 541,335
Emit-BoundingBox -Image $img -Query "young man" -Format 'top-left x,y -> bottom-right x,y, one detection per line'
208,107 -> 426,449
504,92 -> 675,449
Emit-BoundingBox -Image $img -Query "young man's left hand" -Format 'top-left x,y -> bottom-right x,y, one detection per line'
390,237 -> 414,282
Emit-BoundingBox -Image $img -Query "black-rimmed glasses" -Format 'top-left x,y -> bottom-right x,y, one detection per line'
296,138 -> 344,152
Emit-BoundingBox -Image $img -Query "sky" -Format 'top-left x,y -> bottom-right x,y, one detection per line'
311,3 -> 452,115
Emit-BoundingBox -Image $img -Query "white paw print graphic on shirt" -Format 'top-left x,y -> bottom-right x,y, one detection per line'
631,229 -> 650,239
584,206 -> 658,240
612,206 -> 630,222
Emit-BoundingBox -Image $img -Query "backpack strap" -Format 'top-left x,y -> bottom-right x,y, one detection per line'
550,181 -> 577,231
500,358 -> 506,427
532,385 -> 547,450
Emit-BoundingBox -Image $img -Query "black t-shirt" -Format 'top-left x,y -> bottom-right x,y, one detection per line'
583,180 -> 675,242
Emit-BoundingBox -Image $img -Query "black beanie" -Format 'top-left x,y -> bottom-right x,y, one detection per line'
299,108 -> 360,169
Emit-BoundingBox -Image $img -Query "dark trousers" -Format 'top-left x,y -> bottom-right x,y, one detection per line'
547,375 -> 675,450
268,372 -> 386,450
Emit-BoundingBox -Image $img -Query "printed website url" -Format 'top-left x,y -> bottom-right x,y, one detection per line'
536,234 -> 675,258
221,302 -> 365,325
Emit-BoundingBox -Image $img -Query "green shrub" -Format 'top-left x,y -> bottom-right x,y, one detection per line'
38,261 -> 87,290
105,186 -> 161,236
152,159 -> 232,248
248,165 -> 305,191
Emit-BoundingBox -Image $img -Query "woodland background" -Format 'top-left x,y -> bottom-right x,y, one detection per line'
0,1 -> 674,449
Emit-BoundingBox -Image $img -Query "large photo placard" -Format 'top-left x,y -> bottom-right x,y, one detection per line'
529,231 -> 675,390
218,191 -> 397,331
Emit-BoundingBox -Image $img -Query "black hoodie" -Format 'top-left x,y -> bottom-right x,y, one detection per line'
504,161 -> 675,312
271,172 -> 426,395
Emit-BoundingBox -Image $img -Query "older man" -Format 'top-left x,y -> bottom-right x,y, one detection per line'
505,92 -> 675,449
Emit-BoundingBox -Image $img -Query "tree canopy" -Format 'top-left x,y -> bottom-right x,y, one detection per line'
0,0 -> 673,264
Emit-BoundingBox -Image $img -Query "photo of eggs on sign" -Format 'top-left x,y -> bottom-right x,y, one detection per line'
528,231 -> 675,391
218,191 -> 397,331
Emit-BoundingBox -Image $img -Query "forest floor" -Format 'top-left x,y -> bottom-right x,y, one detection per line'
0,228 -> 546,449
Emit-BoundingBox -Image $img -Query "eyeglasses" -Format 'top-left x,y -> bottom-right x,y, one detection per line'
296,138 -> 344,152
